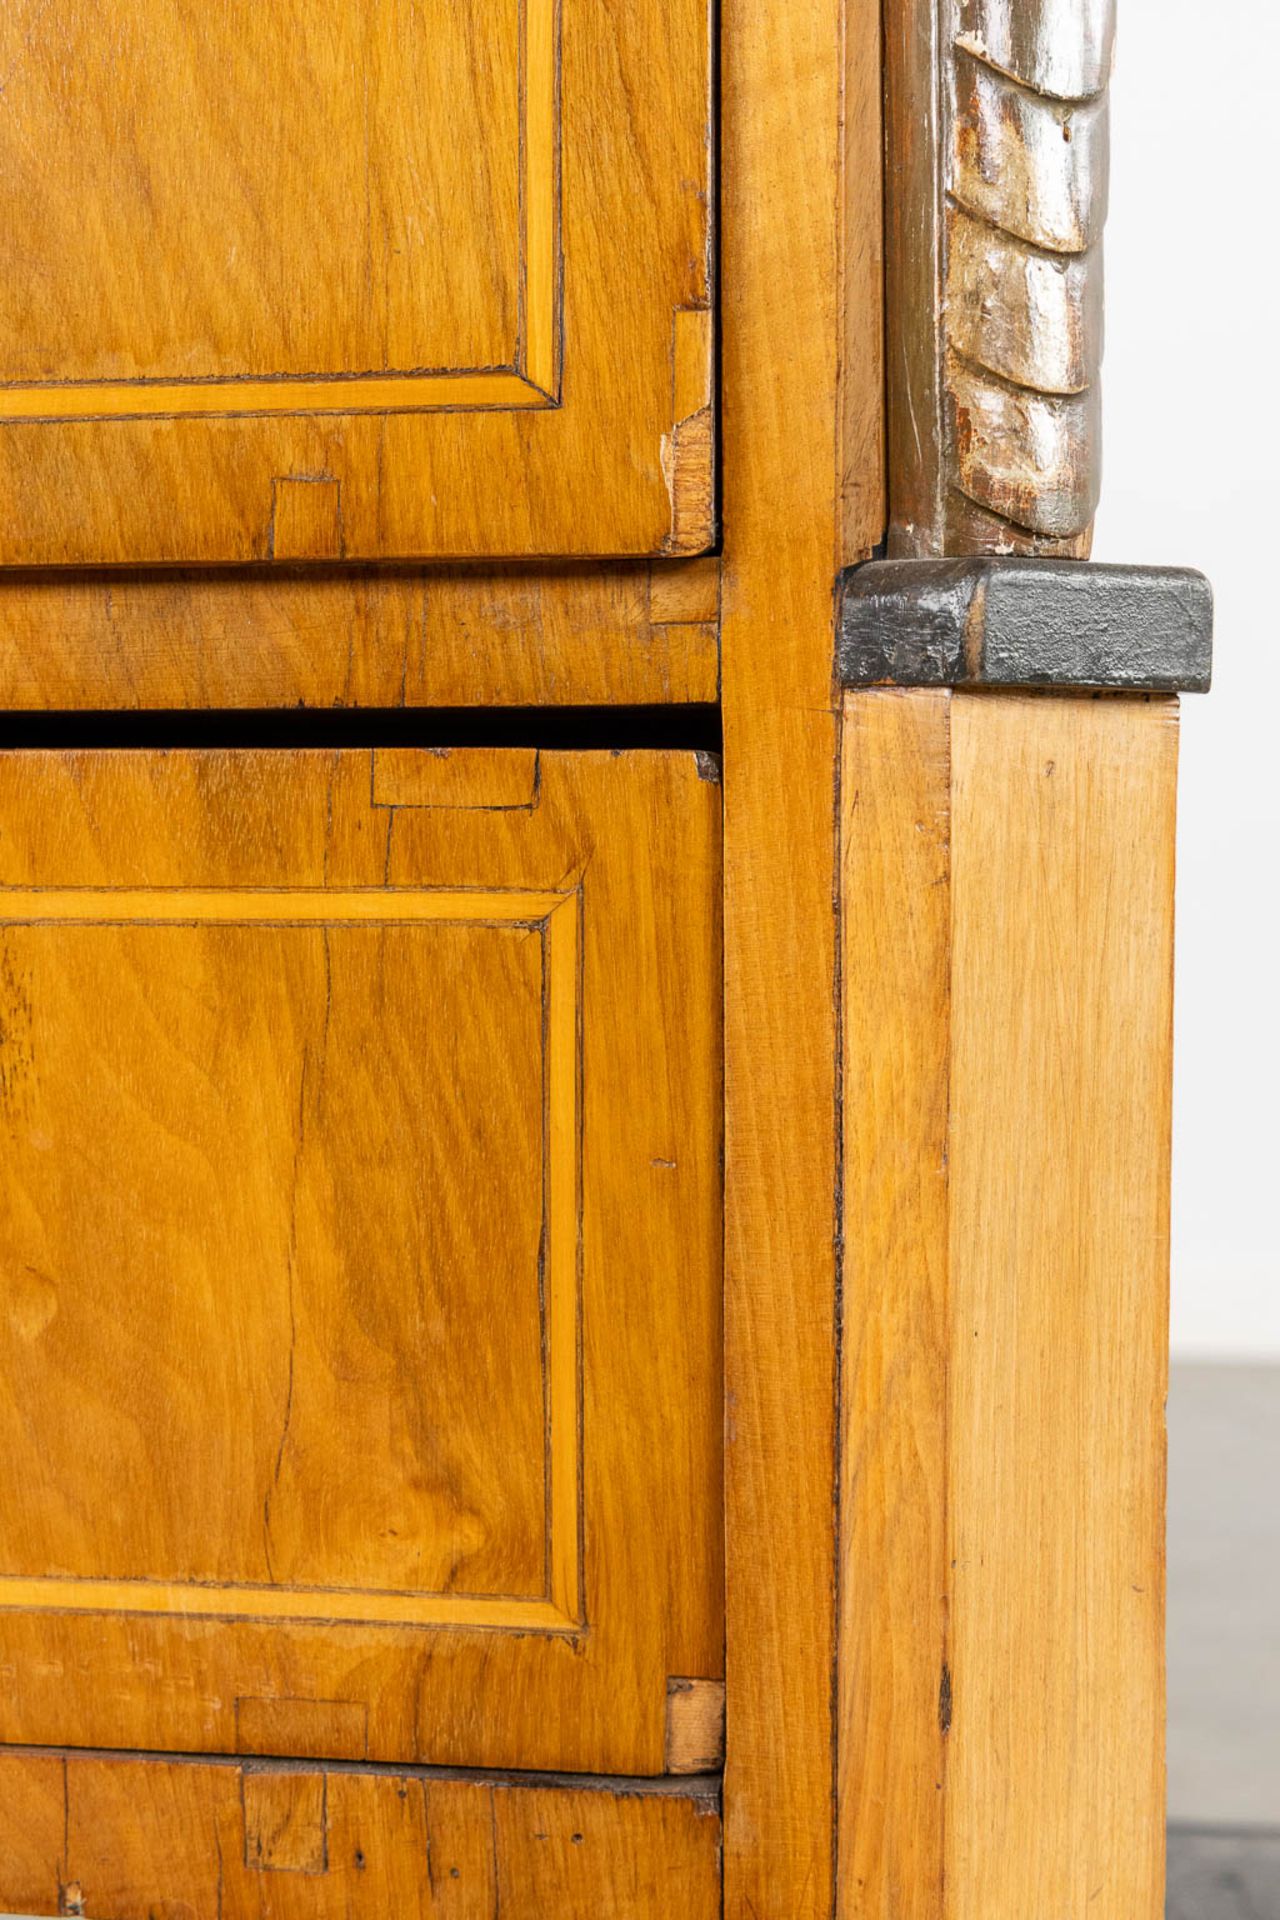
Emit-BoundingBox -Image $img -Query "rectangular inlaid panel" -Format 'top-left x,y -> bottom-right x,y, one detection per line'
0,0 -> 545,413
0,891 -> 581,1631
0,0 -> 713,561
0,750 -> 722,1775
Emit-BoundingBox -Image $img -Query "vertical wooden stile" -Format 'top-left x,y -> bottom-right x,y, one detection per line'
719,0 -> 886,1912
840,689 -> 1177,1919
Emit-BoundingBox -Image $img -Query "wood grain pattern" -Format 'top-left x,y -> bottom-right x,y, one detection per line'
0,0 -> 526,395
0,0 -> 713,562
839,687 -> 952,1920
372,747 -> 541,810
0,1750 -> 721,1919
0,564 -> 720,710
839,688 -> 1175,1919
719,0 -> 885,1912
242,1769 -> 329,1873
0,888 -> 577,1632
271,478 -> 346,562
0,749 -> 723,1776
947,691 -> 1171,1919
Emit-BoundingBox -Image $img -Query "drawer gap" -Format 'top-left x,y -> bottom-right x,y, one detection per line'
0,704 -> 722,754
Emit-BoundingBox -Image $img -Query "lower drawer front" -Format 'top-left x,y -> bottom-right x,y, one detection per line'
0,1750 -> 722,1920
0,747 -> 723,1777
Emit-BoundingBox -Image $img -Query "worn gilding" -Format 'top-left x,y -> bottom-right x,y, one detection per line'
886,0 -> 1114,555
955,0 -> 1115,99
945,210 -> 1101,394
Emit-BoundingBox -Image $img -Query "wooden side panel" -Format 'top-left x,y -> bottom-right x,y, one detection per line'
840,689 -> 1175,1919
0,565 -> 720,710
946,693 -> 1172,1918
0,1751 -> 722,1920
0,751 -> 722,1777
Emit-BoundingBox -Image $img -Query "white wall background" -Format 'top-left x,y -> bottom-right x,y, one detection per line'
1094,0 -> 1280,1356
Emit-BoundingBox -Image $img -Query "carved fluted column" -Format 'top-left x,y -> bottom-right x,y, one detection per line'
886,0 -> 1114,556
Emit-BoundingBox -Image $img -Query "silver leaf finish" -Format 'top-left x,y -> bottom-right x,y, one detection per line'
885,0 -> 1115,555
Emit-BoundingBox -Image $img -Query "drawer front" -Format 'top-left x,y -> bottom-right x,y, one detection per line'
0,561 -> 723,712
0,748 -> 722,1774
0,0 -> 713,565
0,1749 -> 721,1920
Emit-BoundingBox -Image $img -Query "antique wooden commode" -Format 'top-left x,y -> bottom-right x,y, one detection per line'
0,0 -> 1210,1914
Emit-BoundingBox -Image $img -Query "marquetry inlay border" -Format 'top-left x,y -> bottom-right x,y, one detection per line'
0,887 -> 583,1634
0,0 -> 559,424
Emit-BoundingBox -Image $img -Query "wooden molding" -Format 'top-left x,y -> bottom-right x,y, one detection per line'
886,0 -> 1114,556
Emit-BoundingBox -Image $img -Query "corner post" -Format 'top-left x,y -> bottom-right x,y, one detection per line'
836,562 -> 1210,1918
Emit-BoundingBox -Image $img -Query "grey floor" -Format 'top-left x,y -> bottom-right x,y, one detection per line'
1168,1829 -> 1280,1920
1167,1363 -> 1280,1917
